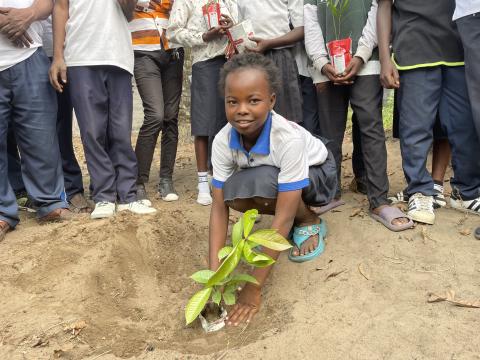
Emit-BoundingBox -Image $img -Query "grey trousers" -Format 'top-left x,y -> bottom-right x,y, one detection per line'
134,49 -> 184,183
68,66 -> 137,204
457,13 -> 480,143
316,75 -> 389,209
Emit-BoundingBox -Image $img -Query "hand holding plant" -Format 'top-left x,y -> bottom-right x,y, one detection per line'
185,209 -> 292,327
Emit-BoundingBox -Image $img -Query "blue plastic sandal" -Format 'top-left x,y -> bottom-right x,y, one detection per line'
288,220 -> 327,263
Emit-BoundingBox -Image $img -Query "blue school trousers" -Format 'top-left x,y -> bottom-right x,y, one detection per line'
0,49 -> 67,227
67,66 -> 137,204
398,66 -> 480,200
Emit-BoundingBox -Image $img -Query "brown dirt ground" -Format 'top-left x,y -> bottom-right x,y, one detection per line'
1,128 -> 480,359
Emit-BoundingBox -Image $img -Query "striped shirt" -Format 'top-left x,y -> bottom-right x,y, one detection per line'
130,0 -> 178,51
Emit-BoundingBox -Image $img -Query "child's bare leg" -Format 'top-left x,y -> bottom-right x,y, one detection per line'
194,136 -> 209,172
432,139 -> 451,184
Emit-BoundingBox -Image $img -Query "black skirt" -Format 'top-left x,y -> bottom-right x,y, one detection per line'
223,151 -> 337,207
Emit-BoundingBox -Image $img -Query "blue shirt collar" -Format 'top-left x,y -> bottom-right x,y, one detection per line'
229,112 -> 272,155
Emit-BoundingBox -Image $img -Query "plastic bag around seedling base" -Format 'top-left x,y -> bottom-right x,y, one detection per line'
199,303 -> 228,333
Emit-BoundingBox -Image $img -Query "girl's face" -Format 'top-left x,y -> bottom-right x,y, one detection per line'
224,68 -> 276,139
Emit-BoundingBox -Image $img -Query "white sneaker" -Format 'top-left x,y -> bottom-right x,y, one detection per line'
197,192 -> 212,206
450,192 -> 480,216
433,183 -> 447,209
117,201 -> 157,215
91,201 -> 116,219
408,193 -> 435,224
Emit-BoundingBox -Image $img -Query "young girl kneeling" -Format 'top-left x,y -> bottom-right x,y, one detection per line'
209,53 -> 337,325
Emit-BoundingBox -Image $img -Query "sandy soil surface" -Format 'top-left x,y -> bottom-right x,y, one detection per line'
1,125 -> 480,359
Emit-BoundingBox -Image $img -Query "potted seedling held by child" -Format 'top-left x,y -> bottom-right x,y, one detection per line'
185,209 -> 292,332
202,0 -> 222,29
326,0 -> 352,74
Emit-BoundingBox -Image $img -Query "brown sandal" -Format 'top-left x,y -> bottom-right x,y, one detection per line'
68,193 -> 93,214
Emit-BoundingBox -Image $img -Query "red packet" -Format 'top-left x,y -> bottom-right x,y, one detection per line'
202,0 -> 221,29
326,38 -> 352,74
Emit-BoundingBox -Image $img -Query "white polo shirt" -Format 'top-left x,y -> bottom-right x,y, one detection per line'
0,0 -> 43,72
64,0 -> 134,74
237,0 -> 303,49
453,0 -> 480,20
212,111 -> 329,192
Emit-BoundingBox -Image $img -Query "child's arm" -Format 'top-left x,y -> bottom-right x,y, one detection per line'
226,190 -> 301,326
0,0 -> 53,47
209,188 -> 230,271
167,0 -> 228,47
249,27 -> 304,54
117,0 -> 137,22
49,0 -> 68,93
377,0 -> 399,89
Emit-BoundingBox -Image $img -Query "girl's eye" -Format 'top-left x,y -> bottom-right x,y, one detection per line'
227,100 -> 237,105
250,99 -> 260,104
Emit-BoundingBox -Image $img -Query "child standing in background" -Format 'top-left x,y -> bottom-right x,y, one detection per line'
167,0 -> 237,206
237,0 -> 304,124
304,0 -> 412,231
50,0 -> 157,219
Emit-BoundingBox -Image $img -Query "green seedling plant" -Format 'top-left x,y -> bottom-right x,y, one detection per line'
326,0 -> 350,40
185,209 -> 292,325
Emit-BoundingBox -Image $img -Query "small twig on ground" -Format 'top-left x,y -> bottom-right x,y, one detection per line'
358,263 -> 370,280
90,349 -> 111,360
324,269 -> 348,282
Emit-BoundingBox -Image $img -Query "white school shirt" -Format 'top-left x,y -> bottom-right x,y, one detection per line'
236,0 -> 303,48
212,111 -> 329,192
453,0 -> 480,20
304,1 -> 379,84
167,0 -> 237,65
0,0 -> 43,72
64,0 -> 134,74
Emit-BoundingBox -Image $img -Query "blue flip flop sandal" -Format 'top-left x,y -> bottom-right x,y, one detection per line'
288,220 -> 327,263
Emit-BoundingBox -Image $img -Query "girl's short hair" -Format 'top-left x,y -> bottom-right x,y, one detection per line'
218,53 -> 282,95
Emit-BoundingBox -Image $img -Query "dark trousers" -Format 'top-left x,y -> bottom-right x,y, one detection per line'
0,49 -> 67,227
457,13 -> 480,143
7,84 -> 83,200
299,75 -> 320,135
68,66 -> 137,204
398,66 -> 480,200
134,49 -> 184,183
56,83 -> 84,200
316,75 -> 389,209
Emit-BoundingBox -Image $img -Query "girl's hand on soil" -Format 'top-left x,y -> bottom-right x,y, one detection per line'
226,283 -> 261,326
202,26 -> 227,42
380,59 -> 400,89
247,37 -> 271,54
336,56 -> 364,83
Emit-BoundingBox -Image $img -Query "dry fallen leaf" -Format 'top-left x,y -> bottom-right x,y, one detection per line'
350,208 -> 363,218
64,320 -> 87,336
459,228 -> 471,236
358,263 -> 370,280
427,290 -> 480,308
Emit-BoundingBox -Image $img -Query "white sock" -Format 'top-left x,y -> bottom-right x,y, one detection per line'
198,172 -> 210,194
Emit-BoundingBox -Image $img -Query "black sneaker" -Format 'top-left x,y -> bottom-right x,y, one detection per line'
158,178 -> 179,202
136,183 -> 152,207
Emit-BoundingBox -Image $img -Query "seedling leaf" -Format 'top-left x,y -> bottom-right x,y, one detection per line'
185,287 -> 213,325
190,270 -> 215,284
212,289 -> 222,305
223,291 -> 236,306
232,216 -> 243,245
218,246 -> 233,261
248,229 -> 292,251
207,240 -> 245,287
230,273 -> 259,285
243,209 -> 258,238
